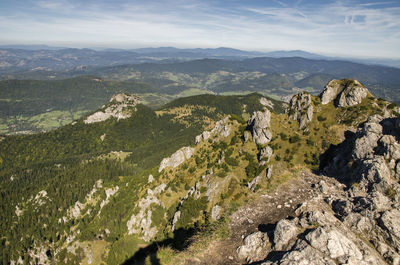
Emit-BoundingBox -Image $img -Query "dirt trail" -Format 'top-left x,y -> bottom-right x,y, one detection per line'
183,171 -> 322,265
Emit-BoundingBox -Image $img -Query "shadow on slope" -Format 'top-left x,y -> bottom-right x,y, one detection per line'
122,227 -> 197,265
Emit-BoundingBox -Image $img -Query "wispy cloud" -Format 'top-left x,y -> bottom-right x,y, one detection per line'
0,0 -> 399,58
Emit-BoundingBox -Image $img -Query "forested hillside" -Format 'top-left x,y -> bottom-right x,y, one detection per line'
1,80 -> 399,264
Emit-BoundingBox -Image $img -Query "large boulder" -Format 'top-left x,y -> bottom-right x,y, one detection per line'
248,110 -> 272,145
237,231 -> 270,263
320,79 -> 368,107
352,122 -> 383,160
287,92 -> 314,129
273,219 -> 299,250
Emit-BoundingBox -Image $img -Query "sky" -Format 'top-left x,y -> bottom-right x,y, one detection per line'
0,0 -> 399,58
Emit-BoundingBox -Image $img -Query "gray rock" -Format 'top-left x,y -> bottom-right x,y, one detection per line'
195,131 -> 211,144
337,83 -> 368,107
243,130 -> 252,142
362,157 -> 391,191
172,210 -> 181,231
379,135 -> 400,161
237,231 -> 270,263
266,167 -> 272,180
287,91 -> 314,129
159,146 -> 194,172
305,226 -> 363,262
211,205 -> 222,221
148,174 -> 154,183
371,191 -> 391,211
260,97 -> 274,109
195,116 -> 232,144
259,146 -> 273,163
248,110 -> 272,145
248,175 -> 263,192
343,213 -> 374,234
352,122 -> 382,160
321,79 -> 345,105
213,117 -> 232,138
378,209 -> 400,250
320,79 -> 368,107
396,162 -> 400,176
274,219 -> 299,250
266,239 -> 337,265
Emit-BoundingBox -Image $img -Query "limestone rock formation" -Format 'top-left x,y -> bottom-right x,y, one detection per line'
239,114 -> 400,265
126,183 -> 166,241
287,91 -> 314,129
237,231 -> 270,263
320,79 -> 368,107
259,146 -> 273,164
248,110 -> 272,145
259,97 -> 274,109
158,146 -> 194,172
273,219 -> 298,250
195,116 -> 232,144
84,93 -> 140,124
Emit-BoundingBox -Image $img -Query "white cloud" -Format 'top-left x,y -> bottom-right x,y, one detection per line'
0,0 -> 399,58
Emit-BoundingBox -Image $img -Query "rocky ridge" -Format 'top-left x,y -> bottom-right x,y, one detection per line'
234,115 -> 400,265
320,79 -> 368,107
84,93 -> 140,124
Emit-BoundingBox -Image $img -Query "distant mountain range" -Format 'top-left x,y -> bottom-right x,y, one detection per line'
1,45 -> 399,69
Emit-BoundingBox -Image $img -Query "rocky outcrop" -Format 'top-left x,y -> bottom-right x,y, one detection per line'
248,110 -> 272,145
273,219 -> 298,250
158,146 -> 194,172
195,116 -> 232,144
287,92 -> 313,129
320,79 -> 368,107
127,183 -> 166,241
259,146 -> 273,164
237,114 -> 400,265
259,97 -> 274,109
84,93 -> 140,124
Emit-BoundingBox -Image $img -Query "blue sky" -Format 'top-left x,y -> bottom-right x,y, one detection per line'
0,0 -> 399,58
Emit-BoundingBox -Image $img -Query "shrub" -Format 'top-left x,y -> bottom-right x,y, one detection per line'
230,114 -> 245,123
289,135 -> 300,143
387,103 -> 398,110
317,115 -> 326,121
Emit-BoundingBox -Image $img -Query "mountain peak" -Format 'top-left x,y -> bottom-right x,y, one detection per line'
320,79 -> 370,107
84,93 -> 140,124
